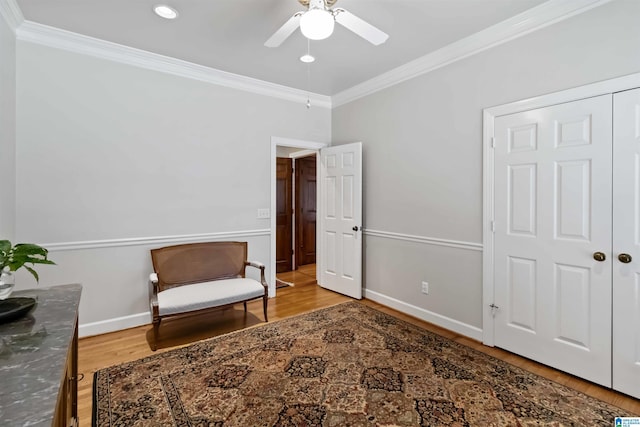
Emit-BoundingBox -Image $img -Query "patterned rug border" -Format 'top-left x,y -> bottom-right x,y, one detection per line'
93,301 -> 636,426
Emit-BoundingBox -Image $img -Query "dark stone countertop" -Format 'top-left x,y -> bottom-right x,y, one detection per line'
0,284 -> 82,426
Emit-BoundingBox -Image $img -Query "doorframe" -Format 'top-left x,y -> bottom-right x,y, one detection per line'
482,71 -> 640,346
270,136 -> 327,297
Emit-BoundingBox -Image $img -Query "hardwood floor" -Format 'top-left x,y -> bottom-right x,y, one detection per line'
77,274 -> 349,425
276,263 -> 317,287
78,278 -> 640,425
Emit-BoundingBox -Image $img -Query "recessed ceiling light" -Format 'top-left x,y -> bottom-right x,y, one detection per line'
300,54 -> 315,63
153,5 -> 178,20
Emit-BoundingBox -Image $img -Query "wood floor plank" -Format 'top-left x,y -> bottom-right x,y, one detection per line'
78,280 -> 640,425
276,263 -> 317,287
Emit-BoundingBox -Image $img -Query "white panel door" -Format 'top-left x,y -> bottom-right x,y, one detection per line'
319,142 -> 362,299
493,95 -> 613,386
613,88 -> 640,398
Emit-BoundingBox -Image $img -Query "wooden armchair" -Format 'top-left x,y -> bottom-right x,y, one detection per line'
149,241 -> 268,350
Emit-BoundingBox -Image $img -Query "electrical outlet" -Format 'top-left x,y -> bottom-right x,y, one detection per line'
257,208 -> 270,219
421,281 -> 429,294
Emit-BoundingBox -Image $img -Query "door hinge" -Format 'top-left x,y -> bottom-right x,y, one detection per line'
489,303 -> 499,317
491,137 -> 496,148
490,220 -> 495,232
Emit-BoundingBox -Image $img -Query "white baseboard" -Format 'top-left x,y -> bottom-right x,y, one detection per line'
365,289 -> 483,342
79,291 -> 483,340
79,311 -> 150,338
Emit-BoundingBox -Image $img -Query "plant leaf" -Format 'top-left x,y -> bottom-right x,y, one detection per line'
23,265 -> 39,282
0,240 -> 11,254
7,255 -> 25,271
13,243 -> 48,257
30,259 -> 56,266
0,241 -> 54,281
0,240 -> 10,268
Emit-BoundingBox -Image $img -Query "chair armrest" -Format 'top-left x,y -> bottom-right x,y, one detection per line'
245,261 -> 265,269
149,272 -> 160,295
149,272 -> 159,290
245,261 -> 268,289
149,272 -> 160,318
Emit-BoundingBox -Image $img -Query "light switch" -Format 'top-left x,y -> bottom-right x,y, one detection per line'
257,208 -> 270,219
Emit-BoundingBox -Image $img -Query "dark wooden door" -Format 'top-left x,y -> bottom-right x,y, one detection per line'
296,155 -> 317,266
276,157 -> 293,273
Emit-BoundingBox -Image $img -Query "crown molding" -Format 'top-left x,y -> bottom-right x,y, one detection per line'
15,20 -> 332,109
5,0 -> 611,110
0,0 -> 23,31
332,0 -> 612,108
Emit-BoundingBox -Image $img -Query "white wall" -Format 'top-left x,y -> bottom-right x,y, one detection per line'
0,13 -> 15,241
333,0 -> 640,336
12,0 -> 640,340
15,41 -> 331,335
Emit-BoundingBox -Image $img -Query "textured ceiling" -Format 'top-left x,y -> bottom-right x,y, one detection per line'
16,0 -> 547,95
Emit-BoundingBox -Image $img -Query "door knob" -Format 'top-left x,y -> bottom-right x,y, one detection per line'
618,253 -> 632,263
352,226 -> 359,231
593,252 -> 606,262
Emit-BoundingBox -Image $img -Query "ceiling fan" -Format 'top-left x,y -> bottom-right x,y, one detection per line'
265,0 -> 389,47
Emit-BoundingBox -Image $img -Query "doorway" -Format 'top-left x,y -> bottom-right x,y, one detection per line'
275,152 -> 317,285
270,137 -> 364,300
269,137 -> 327,297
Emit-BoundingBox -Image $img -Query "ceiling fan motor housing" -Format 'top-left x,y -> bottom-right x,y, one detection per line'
300,7 -> 335,40
298,0 -> 338,8
266,0 -> 388,47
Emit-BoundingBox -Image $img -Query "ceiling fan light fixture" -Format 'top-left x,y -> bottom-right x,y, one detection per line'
300,9 -> 334,40
153,5 -> 178,20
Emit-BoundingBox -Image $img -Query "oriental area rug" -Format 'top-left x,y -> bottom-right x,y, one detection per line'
93,302 -> 633,426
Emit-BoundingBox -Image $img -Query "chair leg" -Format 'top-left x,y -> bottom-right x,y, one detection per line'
263,295 -> 268,322
152,318 -> 161,351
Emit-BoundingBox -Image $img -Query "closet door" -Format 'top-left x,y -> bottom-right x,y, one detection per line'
493,95 -> 613,386
613,88 -> 640,399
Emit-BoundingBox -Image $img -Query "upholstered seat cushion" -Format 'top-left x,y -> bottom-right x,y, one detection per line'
157,278 -> 265,316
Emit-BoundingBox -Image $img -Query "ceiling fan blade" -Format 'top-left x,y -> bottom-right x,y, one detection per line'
264,12 -> 303,48
334,8 -> 388,46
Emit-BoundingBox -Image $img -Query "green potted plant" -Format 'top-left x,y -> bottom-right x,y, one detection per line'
0,240 -> 56,300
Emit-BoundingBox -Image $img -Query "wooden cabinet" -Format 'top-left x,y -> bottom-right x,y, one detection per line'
0,284 -> 81,426
54,319 -> 78,426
